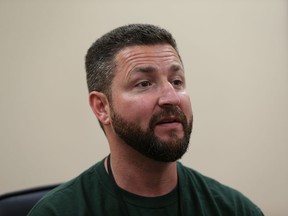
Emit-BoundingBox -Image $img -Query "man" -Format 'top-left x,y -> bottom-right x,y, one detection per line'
28,24 -> 264,215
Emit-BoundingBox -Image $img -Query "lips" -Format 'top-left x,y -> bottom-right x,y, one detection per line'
149,107 -> 187,130
156,116 -> 182,125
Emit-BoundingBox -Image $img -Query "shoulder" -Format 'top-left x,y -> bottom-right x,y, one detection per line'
177,162 -> 264,215
28,160 -> 106,216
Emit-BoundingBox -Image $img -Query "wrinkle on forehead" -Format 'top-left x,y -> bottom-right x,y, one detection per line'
118,45 -> 179,61
115,45 -> 183,80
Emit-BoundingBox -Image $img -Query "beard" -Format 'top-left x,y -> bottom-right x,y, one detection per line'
110,105 -> 193,162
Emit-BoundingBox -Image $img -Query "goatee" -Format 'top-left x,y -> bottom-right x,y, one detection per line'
110,106 -> 193,162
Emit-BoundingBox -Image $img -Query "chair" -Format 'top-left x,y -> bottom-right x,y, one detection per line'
0,184 -> 60,216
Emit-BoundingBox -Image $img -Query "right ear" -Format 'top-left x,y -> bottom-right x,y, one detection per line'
89,91 -> 111,125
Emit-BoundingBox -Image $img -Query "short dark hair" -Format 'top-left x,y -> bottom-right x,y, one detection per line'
85,24 -> 180,97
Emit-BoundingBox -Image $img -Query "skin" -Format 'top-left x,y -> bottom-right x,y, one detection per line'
89,44 -> 193,197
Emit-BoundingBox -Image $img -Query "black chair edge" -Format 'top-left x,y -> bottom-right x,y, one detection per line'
0,184 -> 60,216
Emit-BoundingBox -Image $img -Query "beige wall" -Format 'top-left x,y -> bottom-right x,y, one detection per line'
1,0 -> 287,215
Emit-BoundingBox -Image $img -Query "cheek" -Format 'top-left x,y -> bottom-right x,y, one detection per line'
180,95 -> 193,118
131,97 -> 154,119
113,95 -> 155,124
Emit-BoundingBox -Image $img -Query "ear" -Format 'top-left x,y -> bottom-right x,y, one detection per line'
89,91 -> 111,125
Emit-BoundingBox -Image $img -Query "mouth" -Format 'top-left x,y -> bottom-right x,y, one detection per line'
156,116 -> 182,125
153,115 -> 184,136
149,107 -> 187,131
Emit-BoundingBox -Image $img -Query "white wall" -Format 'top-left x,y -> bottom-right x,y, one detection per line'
0,0 -> 287,215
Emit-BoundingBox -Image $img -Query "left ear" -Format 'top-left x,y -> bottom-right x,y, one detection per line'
89,91 -> 111,125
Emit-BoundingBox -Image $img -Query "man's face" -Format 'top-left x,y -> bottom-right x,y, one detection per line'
109,45 -> 193,162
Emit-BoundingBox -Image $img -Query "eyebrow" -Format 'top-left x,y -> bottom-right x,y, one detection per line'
131,64 -> 184,75
169,64 -> 184,73
127,64 -> 185,82
132,66 -> 157,74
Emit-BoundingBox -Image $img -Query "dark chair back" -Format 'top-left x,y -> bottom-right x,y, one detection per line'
0,184 -> 59,216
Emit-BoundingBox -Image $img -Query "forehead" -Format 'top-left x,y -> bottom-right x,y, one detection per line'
114,45 -> 182,74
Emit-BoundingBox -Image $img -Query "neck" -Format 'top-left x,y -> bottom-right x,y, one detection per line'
105,150 -> 178,197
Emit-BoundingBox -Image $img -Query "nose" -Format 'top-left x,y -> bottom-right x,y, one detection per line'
158,82 -> 181,107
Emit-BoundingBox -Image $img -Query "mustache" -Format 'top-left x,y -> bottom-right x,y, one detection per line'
149,106 -> 187,129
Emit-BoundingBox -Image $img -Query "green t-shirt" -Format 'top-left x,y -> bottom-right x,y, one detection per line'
28,158 -> 264,216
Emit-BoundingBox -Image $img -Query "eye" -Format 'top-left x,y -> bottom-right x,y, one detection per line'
171,79 -> 184,87
136,80 -> 152,88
